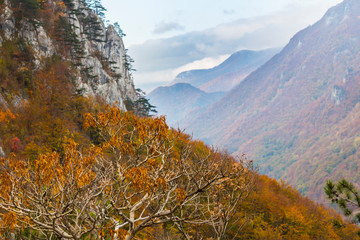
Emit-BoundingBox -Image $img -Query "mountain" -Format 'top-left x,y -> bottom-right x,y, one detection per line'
149,48 -> 279,125
0,0 -> 138,158
0,0 -> 360,238
185,0 -> 360,203
148,83 -> 224,125
171,48 -> 279,92
0,0 -> 136,109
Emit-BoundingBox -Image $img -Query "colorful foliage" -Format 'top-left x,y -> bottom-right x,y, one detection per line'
0,0 -> 358,239
0,106 -> 254,239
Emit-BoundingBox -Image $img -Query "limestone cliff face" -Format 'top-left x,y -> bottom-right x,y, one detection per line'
0,0 -> 136,110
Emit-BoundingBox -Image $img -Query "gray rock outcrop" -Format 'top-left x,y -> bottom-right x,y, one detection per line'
0,0 -> 137,110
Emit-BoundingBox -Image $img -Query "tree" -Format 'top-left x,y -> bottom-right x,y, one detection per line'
83,14 -> 105,42
205,155 -> 255,240
54,16 -> 84,60
130,88 -> 157,117
176,154 -> 255,240
124,88 -> 158,117
114,22 -> 126,37
85,0 -> 106,20
0,105 -> 254,239
123,49 -> 136,78
325,179 -> 360,225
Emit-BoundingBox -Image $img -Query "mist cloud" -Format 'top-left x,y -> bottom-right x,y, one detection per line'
153,21 -> 185,34
223,9 -> 236,15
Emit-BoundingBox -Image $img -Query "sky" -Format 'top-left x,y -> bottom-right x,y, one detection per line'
102,0 -> 343,92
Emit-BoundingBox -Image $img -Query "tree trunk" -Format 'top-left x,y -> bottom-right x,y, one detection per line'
125,233 -> 132,240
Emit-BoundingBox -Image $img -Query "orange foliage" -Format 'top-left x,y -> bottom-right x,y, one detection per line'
0,106 -> 252,239
1,212 -> 17,230
0,109 -> 15,123
237,175 -> 360,240
0,2 -> 358,238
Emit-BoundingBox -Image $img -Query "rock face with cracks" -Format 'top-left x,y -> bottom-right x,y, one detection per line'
0,0 -> 137,110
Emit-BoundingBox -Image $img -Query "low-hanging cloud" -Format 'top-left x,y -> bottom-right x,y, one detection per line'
153,21 -> 185,34
134,55 -> 230,93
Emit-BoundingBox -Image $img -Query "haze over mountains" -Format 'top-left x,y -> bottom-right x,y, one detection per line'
151,0 -> 360,204
171,48 -> 279,92
149,49 -> 278,125
149,83 -> 224,125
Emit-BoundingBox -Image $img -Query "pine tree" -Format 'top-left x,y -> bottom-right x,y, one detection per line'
83,15 -> 104,42
125,89 -> 157,117
85,0 -> 106,20
325,179 -> 360,224
114,22 -> 126,37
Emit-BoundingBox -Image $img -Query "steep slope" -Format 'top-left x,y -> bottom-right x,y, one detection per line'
0,0 -> 137,158
0,1 -> 360,238
185,0 -> 360,202
171,48 -> 279,92
0,0 -> 136,109
148,83 -> 224,125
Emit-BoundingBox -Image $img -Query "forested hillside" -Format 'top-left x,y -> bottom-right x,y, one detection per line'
0,0 -> 359,239
185,0 -> 360,203
1,105 -> 359,239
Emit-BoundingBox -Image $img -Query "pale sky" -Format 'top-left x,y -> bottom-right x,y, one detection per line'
102,0 -> 343,92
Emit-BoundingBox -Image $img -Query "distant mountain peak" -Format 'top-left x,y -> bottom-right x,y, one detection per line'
171,48 -> 280,92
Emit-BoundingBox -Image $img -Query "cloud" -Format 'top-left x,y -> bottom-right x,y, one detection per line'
134,55 -> 230,93
130,14 -> 297,73
223,9 -> 236,15
130,0 -> 341,91
153,21 -> 185,34
175,55 -> 230,73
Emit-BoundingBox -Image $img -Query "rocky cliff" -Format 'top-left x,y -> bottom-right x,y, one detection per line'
0,0 -> 136,109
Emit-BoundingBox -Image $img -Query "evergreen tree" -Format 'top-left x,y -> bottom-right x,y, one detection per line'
85,0 -> 106,20
54,16 -> 84,60
125,88 -> 157,117
325,179 -> 360,226
123,49 -> 135,73
83,15 -> 104,42
114,22 -> 126,37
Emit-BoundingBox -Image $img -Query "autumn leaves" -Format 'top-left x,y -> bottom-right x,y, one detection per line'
0,105 -> 254,239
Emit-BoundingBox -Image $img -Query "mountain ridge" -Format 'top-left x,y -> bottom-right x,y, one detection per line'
149,83 -> 224,125
149,48 -> 279,126
184,0 -> 360,202
0,0 -> 360,238
171,48 -> 280,92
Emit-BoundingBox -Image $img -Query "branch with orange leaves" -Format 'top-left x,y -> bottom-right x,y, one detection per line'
83,105 -> 256,239
0,141 -> 115,239
0,105 -> 256,240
